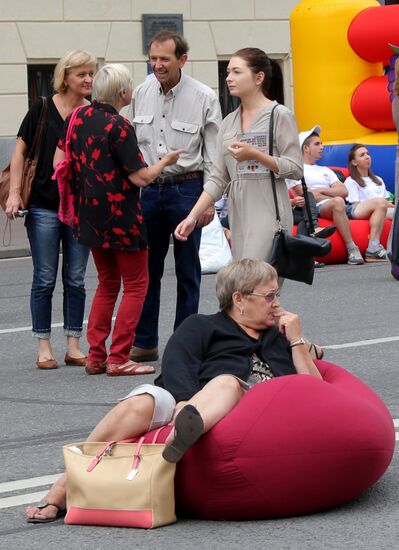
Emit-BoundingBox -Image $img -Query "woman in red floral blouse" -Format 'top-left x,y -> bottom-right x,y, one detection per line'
55,64 -> 181,376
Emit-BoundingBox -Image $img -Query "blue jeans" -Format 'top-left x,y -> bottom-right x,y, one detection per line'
25,206 -> 89,339
134,178 -> 203,349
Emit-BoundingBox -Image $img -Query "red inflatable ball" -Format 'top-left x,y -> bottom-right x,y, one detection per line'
166,361 -> 393,520
314,219 -> 391,264
292,219 -> 391,264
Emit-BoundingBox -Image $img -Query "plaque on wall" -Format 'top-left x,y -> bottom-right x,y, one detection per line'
142,14 -> 184,54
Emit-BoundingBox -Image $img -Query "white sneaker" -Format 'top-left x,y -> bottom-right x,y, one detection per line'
347,246 -> 364,265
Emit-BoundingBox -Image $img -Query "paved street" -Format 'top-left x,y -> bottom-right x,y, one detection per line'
0,250 -> 398,549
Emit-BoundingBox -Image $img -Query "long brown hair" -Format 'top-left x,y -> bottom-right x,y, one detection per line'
394,58 -> 399,96
232,47 -> 284,104
348,144 -> 381,188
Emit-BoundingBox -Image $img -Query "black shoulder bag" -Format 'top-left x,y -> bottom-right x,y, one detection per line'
268,105 -> 331,284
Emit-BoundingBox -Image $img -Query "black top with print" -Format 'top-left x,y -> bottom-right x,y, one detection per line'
59,101 -> 148,251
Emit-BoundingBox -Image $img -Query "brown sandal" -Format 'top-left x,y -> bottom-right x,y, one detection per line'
26,500 -> 66,523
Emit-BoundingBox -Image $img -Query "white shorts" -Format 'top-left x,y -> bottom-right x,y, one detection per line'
120,384 -> 176,431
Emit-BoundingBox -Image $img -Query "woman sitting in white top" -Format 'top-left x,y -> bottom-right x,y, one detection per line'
345,144 -> 394,220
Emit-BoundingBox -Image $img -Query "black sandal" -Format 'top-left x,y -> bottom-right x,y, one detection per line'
26,500 -> 66,524
308,342 -> 324,360
162,404 -> 204,463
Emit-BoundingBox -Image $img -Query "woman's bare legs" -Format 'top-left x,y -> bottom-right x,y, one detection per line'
27,376 -> 245,518
353,198 -> 387,242
66,335 -> 86,359
26,394 -> 155,521
37,338 -> 54,362
187,375 -> 245,432
164,375 -> 245,460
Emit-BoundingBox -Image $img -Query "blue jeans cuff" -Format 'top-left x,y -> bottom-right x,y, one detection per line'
32,331 -> 51,339
64,329 -> 83,338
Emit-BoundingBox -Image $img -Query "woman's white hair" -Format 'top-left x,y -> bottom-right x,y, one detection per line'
92,63 -> 133,106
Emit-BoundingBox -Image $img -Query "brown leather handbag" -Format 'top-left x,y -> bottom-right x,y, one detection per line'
0,97 -> 48,211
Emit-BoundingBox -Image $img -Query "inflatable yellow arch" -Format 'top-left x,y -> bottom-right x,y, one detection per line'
290,0 -> 399,190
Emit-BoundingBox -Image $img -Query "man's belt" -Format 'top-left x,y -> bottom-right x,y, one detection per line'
152,171 -> 203,184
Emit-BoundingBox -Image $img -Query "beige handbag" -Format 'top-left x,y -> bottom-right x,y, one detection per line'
63,428 -> 176,529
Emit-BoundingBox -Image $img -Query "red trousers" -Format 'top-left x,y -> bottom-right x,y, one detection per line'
88,247 -> 148,364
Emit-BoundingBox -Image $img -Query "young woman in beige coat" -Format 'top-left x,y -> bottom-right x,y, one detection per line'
175,47 -> 303,261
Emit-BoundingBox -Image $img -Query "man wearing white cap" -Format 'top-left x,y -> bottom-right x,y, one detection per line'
287,126 -> 387,264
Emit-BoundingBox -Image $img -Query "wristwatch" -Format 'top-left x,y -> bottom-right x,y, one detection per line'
290,337 -> 306,348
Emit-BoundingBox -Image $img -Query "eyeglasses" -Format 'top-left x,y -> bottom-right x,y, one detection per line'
249,291 -> 280,303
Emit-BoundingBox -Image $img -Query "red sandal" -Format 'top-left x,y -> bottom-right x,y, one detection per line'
106,360 -> 156,377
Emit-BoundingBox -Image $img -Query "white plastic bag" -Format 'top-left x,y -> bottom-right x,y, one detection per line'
199,213 -> 233,274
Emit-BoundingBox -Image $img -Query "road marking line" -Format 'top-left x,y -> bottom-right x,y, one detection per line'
0,491 -> 48,509
323,335 -> 399,349
0,317 -> 115,335
0,474 -> 61,494
0,321 -> 87,335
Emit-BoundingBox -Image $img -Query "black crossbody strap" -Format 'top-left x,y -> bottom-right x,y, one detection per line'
268,104 -> 281,226
26,96 -> 48,161
301,176 -> 315,234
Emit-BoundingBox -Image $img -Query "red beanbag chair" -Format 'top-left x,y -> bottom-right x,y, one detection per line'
170,361 -> 394,519
293,219 -> 392,264
315,219 -> 391,264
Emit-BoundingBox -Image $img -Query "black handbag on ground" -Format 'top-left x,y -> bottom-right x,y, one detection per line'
267,105 -> 331,285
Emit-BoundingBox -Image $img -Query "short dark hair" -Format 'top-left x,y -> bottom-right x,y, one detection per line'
148,30 -> 189,59
302,132 -> 320,150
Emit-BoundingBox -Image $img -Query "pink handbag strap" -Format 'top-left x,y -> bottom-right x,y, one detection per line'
151,424 -> 171,443
119,424 -> 171,445
52,105 -> 85,183
86,425 -> 172,473
87,441 -> 117,472
64,106 -> 84,160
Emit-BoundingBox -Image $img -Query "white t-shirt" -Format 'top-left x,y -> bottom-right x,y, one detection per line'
285,179 -> 298,191
286,164 -> 339,205
344,176 -> 389,203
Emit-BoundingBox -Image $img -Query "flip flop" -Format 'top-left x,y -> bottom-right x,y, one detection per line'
309,342 -> 324,360
26,500 -> 66,524
106,360 -> 156,377
162,404 -> 204,463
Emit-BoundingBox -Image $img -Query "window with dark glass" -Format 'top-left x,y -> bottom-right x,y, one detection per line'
27,65 -> 55,107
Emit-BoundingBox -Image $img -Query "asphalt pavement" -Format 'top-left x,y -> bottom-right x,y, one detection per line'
0,250 -> 398,549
